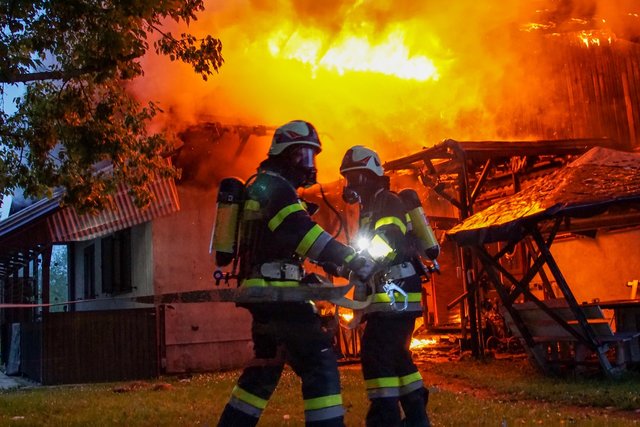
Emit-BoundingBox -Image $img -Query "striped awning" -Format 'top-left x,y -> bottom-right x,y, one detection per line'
47,178 -> 180,242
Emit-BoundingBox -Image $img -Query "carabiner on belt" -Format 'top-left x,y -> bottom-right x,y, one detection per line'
382,281 -> 408,311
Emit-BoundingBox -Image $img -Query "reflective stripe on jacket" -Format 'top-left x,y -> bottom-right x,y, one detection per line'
360,190 -> 423,314
238,170 -> 355,298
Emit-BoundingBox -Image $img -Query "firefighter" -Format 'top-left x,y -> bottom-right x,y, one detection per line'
217,120 -> 375,427
340,145 -> 431,427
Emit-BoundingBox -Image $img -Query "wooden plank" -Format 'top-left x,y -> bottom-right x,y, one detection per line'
42,309 -> 157,385
509,300 -> 615,336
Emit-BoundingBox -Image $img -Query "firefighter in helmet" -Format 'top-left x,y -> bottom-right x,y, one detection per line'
217,121 -> 375,427
340,145 -> 431,427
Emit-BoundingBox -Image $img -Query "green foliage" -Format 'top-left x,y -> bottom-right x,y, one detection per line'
49,245 -> 68,311
1,364 -> 639,426
0,0 -> 224,212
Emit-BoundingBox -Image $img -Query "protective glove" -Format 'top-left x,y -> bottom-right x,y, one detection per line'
347,255 -> 376,282
320,262 -> 349,278
302,201 -> 320,216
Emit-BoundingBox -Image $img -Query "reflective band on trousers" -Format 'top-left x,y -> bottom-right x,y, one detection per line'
242,278 -> 300,287
305,405 -> 345,422
367,379 -> 425,399
374,216 -> 407,235
304,394 -> 345,422
365,371 -> 424,398
228,397 -> 263,419
228,385 -> 268,418
304,394 -> 343,411
268,203 -> 304,231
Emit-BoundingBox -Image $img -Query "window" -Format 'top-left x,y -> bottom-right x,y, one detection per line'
101,229 -> 132,294
83,245 -> 95,299
50,245 -> 69,312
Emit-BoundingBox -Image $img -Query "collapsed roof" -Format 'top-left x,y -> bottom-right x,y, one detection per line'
446,146 -> 640,246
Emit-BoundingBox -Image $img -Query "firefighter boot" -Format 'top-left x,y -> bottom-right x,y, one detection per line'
217,404 -> 259,427
399,387 -> 430,427
366,397 -> 402,427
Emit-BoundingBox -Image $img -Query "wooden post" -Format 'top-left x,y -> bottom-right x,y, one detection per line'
41,246 -> 51,315
529,225 -> 619,378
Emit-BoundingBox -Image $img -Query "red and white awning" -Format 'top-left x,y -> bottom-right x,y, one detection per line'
47,178 -> 180,242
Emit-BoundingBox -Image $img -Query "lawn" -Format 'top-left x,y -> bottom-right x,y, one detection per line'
1,355 -> 640,426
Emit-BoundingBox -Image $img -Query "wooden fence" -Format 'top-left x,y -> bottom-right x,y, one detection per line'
19,308 -> 159,385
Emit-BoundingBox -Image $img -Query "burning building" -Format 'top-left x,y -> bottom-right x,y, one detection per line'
1,0 -> 639,383
158,0 -> 639,358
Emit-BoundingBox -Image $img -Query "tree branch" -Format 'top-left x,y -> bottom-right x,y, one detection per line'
0,70 -> 75,84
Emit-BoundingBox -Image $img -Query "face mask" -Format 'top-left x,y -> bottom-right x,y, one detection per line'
341,172 -> 371,204
342,186 -> 360,204
286,146 -> 318,188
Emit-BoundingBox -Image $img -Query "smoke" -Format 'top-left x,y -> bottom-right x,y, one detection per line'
132,0 -> 638,183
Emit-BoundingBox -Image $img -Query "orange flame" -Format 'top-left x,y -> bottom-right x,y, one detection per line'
268,27 -> 439,82
577,30 -> 614,47
133,0 -> 633,184
410,337 -> 437,349
339,310 -> 354,323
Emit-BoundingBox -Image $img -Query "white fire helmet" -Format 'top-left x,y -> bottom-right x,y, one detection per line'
340,145 -> 384,177
268,120 -> 322,156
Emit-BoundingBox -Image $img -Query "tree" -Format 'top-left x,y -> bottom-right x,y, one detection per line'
0,0 -> 223,212
48,244 -> 68,312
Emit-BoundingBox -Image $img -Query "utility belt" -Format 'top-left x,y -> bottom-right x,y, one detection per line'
256,262 -> 304,281
238,262 -> 357,305
384,262 -> 416,282
240,262 -> 305,290
368,261 -> 422,314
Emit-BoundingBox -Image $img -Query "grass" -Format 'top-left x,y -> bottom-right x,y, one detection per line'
425,356 -> 640,410
1,357 -> 639,426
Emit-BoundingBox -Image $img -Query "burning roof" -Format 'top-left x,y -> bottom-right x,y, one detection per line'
446,146 -> 640,245
134,1 -> 639,185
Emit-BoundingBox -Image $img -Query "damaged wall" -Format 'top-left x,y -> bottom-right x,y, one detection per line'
548,228 -> 640,304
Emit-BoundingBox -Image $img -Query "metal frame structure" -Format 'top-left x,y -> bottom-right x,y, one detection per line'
383,137 -> 627,357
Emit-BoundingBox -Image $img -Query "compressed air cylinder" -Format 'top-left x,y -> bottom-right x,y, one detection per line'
211,177 -> 245,266
399,188 -> 440,260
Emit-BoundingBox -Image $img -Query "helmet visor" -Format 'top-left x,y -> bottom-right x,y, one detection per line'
289,145 -> 317,169
343,171 -> 370,188
286,145 -> 318,188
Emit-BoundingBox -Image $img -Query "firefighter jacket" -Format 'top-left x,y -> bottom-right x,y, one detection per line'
238,168 -> 356,294
359,188 -> 423,315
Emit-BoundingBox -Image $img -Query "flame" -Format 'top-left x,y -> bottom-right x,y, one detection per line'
133,0 -> 636,185
521,22 -> 555,32
577,30 -> 614,47
339,310 -> 354,323
268,27 -> 439,82
410,337 -> 437,349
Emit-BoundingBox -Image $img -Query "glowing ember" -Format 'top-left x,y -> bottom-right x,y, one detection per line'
339,311 -> 354,323
410,337 -> 437,349
577,30 -> 614,48
268,27 -> 439,82
521,22 -> 555,32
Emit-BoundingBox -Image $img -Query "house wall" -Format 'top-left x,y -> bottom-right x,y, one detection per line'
71,222 -> 153,311
152,185 -> 252,373
543,228 -> 640,304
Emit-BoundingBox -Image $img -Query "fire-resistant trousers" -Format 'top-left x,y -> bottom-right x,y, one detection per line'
217,304 -> 345,427
361,314 -> 430,427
